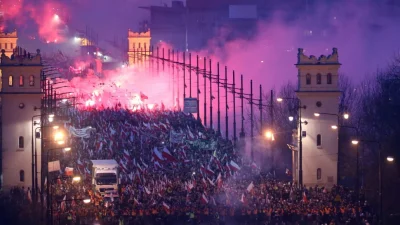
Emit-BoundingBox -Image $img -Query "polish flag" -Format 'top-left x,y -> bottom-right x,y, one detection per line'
221,153 -> 227,162
303,191 -> 308,203
286,168 -> 292,176
145,187 -> 151,195
153,148 -> 164,161
251,162 -> 259,170
162,202 -> 170,211
123,149 -> 131,161
154,161 -> 162,169
216,173 -> 222,188
246,182 -> 254,192
162,147 -> 177,162
240,193 -> 247,205
229,160 -> 241,171
201,193 -> 209,204
65,167 -> 74,176
134,198 -> 141,205
200,165 -> 215,176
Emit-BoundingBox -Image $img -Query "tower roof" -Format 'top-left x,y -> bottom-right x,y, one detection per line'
1,47 -> 42,66
0,29 -> 17,38
296,48 -> 340,65
128,29 -> 151,38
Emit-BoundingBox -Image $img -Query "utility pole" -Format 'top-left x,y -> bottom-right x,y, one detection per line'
232,71 -> 237,146
225,66 -> 228,139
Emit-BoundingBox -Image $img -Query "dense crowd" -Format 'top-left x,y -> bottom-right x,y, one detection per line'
42,107 -> 378,224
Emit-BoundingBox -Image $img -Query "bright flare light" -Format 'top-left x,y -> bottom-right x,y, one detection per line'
331,125 -> 338,129
387,156 -> 394,162
83,198 -> 91,204
64,147 -> 71,151
53,14 -> 60,21
277,98 -> 283,102
148,104 -> 155,110
314,113 -> 320,117
265,131 -> 273,140
288,116 -> 294,121
351,140 -> 359,145
54,131 -> 65,142
72,176 -> 81,182
343,113 -> 349,119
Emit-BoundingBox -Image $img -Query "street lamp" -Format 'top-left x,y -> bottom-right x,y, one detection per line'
277,97 -> 307,187
331,125 -> 338,130
343,113 -> 349,120
48,114 -> 55,122
350,139 -> 393,225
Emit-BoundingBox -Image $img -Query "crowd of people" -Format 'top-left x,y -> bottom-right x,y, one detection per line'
35,105 -> 377,225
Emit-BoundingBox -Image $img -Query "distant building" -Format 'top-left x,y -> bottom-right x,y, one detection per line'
139,0 -> 264,51
127,30 -> 151,66
0,47 -> 43,190
294,48 -> 341,188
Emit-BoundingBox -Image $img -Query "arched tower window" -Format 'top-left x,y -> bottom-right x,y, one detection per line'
29,75 -> 35,86
316,73 -> 322,84
306,74 -> 311,85
19,75 -> 24,86
18,136 -> 24,148
327,73 -> 332,84
317,168 -> 322,180
20,170 -> 25,182
317,134 -> 322,146
8,75 -> 13,87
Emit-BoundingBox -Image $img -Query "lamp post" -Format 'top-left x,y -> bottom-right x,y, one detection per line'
31,115 -> 41,205
277,97 -> 307,187
351,139 -> 394,225
314,112 -> 349,185
47,147 -> 71,225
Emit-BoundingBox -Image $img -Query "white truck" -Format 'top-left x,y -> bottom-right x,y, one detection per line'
91,160 -> 120,196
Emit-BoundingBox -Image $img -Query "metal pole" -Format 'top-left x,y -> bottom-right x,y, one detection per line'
203,57 -> 207,126
270,89 -> 274,176
196,55 -> 200,121
171,50 -> 174,108
259,85 -> 263,134
209,59 -> 213,129
157,47 -> 159,73
232,71 -> 236,145
250,80 -> 254,161
379,146 -> 382,225
177,52 -> 180,110
183,52 -> 186,99
356,144 -> 359,200
217,63 -> 221,135
225,66 -> 228,140
299,100 -> 303,187
189,53 -> 192,98
162,48 -> 165,71
337,116 -> 341,185
31,118 -> 35,205
240,75 -> 245,138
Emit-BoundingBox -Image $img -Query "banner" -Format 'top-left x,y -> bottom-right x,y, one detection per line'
48,160 -> 60,172
69,126 -> 95,138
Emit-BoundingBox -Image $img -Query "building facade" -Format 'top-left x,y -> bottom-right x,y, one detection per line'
295,48 -> 341,188
0,48 -> 43,190
127,30 -> 151,66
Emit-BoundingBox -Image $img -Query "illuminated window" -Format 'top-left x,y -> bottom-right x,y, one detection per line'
327,73 -> 332,84
20,170 -> 25,182
29,75 -> 35,86
19,75 -> 24,86
306,74 -> 311,85
8,75 -> 13,87
317,134 -> 322,146
316,73 -> 322,84
19,136 -> 24,148
317,168 -> 321,180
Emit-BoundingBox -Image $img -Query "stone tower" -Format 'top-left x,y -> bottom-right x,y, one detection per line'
127,29 -> 151,66
0,30 -> 18,57
0,47 -> 43,190
295,48 -> 341,188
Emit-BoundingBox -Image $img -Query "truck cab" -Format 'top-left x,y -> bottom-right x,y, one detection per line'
91,160 -> 120,196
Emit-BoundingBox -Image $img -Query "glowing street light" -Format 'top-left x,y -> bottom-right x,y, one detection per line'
351,140 -> 359,145
343,113 -> 349,120
288,116 -> 294,121
53,125 -> 59,130
331,125 -> 338,130
53,14 -> 60,22
314,113 -> 320,117
72,176 -> 81,182
387,156 -> 394,162
276,98 -> 283,102
63,147 -> 71,152
83,198 -> 91,204
48,114 -> 55,122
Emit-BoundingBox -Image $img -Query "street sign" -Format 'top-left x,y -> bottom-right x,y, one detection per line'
183,98 -> 198,113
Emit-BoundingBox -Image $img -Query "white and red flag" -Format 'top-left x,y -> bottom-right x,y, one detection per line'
229,160 -> 241,171
201,193 -> 209,204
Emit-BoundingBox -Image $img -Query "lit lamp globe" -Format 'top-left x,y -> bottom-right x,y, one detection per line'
351,140 -> 359,145
288,116 -> 294,121
387,156 -> 394,162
